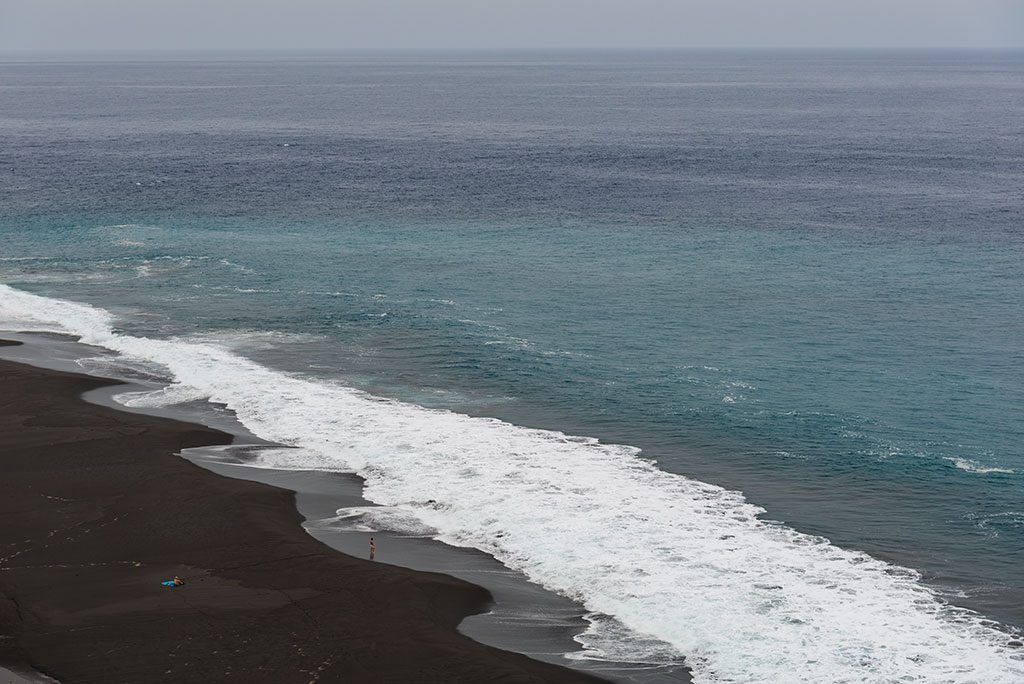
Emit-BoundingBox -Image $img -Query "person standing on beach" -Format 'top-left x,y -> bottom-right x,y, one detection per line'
369,536 -> 376,561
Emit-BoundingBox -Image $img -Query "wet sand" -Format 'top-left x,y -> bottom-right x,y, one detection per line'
0,347 -> 610,683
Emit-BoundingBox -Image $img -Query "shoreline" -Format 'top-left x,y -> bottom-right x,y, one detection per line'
0,341 -> 619,683
0,332 -> 690,683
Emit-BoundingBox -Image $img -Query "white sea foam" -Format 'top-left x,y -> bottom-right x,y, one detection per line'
217,259 -> 254,274
946,458 -> 1016,475
131,256 -> 255,279
308,506 -> 440,537
1,284 -> 1022,683
178,329 -> 325,351
964,512 -> 1024,540
116,384 -> 212,408
569,613 -> 683,666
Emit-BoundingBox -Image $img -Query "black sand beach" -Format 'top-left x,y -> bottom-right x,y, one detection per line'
0,344 -> 610,683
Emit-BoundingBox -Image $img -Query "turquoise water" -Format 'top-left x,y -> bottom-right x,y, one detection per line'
1,51 -> 1023,680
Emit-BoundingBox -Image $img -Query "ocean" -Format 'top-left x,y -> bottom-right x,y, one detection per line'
1,50 -> 1022,682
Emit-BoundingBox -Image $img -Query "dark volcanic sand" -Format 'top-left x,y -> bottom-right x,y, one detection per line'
0,350 -> 608,683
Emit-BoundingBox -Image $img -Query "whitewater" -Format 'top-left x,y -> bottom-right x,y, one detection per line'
1,283 -> 1021,684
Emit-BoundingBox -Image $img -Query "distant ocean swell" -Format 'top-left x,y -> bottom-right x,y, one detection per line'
1,284 -> 1021,684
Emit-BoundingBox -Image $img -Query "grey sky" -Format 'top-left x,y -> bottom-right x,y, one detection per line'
1,0 -> 1022,51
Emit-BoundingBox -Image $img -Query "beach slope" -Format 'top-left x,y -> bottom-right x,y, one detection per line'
0,352 -> 607,684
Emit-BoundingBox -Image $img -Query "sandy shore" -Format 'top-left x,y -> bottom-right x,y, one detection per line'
0,346 -> 609,683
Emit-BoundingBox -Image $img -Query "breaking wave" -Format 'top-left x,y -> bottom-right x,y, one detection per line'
1,284 -> 1021,683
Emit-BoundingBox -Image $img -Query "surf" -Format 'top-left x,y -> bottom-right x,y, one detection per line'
1,283 -> 1021,683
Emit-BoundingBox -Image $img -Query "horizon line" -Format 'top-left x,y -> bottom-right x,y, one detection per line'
2,45 -> 1023,55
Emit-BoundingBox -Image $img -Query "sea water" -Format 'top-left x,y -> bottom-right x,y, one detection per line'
1,50 -> 1022,682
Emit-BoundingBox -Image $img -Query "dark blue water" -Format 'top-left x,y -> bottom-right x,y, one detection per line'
2,51 -> 1023,680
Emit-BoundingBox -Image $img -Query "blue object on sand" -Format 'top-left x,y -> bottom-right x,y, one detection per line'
161,580 -> 177,587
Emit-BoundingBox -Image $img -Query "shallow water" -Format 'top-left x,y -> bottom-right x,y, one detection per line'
1,50 -> 1023,682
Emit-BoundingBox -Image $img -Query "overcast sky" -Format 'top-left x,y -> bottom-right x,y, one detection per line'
1,0 -> 1022,51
